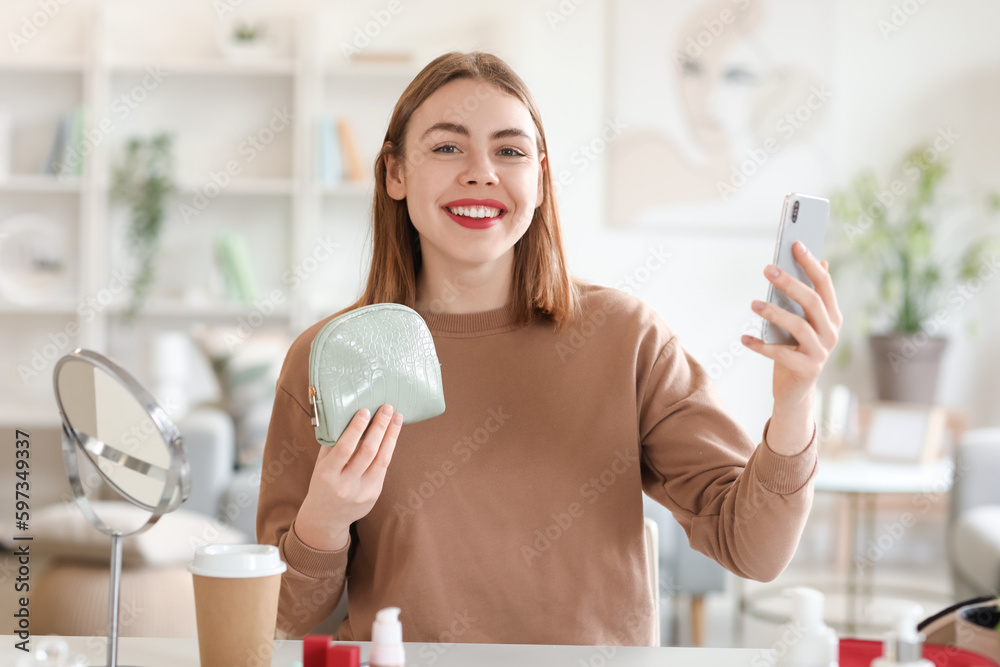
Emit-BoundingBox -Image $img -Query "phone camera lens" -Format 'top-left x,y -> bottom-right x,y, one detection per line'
792,200 -> 799,223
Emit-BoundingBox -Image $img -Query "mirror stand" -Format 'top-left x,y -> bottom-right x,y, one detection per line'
108,530 -> 123,667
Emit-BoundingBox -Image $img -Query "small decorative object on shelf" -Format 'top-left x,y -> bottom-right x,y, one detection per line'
110,133 -> 177,321
0,213 -> 70,304
215,230 -> 259,304
43,105 -> 85,179
216,16 -> 279,64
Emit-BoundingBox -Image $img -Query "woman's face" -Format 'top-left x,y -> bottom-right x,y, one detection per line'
386,78 -> 545,274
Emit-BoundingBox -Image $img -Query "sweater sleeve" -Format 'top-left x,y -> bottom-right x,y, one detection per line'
638,335 -> 818,582
256,381 -> 352,637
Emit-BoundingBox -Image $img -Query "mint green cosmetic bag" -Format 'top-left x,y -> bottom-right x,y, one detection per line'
308,303 -> 446,446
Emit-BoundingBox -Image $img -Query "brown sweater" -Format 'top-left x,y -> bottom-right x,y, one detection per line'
256,282 -> 817,645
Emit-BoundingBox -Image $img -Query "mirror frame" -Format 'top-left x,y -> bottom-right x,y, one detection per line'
53,348 -> 191,537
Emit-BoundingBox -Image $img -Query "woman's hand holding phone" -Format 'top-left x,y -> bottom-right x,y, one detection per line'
295,404 -> 404,551
741,241 -> 843,455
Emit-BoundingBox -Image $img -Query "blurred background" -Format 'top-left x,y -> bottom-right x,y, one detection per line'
1,0 -> 998,651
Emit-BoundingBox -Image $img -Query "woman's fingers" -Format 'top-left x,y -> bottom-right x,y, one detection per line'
764,254 -> 837,349
792,241 -> 843,332
753,298 -> 822,356
741,334 -> 815,373
325,408 -> 374,468
343,404 -> 396,477
365,412 -> 403,479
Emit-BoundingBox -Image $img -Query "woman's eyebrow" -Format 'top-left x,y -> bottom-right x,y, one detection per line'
421,122 -> 533,142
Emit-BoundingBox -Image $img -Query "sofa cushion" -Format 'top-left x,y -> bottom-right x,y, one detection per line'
1,500 -> 249,567
952,505 -> 1000,594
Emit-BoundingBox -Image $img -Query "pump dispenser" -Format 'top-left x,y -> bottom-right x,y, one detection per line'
871,604 -> 934,667
776,587 -> 838,667
370,607 -> 405,667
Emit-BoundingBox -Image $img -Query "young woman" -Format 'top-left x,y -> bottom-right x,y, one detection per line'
257,51 -> 841,646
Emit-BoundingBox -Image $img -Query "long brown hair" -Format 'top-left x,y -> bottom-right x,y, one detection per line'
344,51 -> 582,330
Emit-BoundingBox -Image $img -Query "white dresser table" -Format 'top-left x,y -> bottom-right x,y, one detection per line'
1,635 -> 765,666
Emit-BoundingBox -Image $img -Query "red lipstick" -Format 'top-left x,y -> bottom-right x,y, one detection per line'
443,198 -> 507,230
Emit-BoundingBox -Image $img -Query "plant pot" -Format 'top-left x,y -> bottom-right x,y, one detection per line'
955,601 -> 1000,663
869,334 -> 948,404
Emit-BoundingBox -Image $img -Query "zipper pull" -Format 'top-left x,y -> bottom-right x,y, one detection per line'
308,386 -> 319,427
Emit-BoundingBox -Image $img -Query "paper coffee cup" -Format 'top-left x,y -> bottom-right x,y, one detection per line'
188,544 -> 287,667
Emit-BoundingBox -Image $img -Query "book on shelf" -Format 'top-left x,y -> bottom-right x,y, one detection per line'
316,114 -> 367,186
215,231 -> 259,304
337,116 -> 366,183
347,50 -> 414,65
42,105 -> 85,178
316,114 -> 343,186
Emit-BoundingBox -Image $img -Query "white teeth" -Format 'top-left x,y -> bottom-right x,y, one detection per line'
447,205 -> 502,219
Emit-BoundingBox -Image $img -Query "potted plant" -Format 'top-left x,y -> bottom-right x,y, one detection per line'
828,144 -> 999,404
110,133 -> 176,321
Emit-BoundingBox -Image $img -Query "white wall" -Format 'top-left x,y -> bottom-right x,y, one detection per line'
515,0 -> 1000,431
3,0 -> 998,429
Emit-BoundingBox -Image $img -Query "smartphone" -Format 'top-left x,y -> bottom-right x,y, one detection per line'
761,193 -> 830,346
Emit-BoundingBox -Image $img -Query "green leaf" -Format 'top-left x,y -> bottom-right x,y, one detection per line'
110,133 -> 177,321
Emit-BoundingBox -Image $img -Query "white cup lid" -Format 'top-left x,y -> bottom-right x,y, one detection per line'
187,544 -> 287,578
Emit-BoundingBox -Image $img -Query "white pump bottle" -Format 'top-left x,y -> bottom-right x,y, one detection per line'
871,604 -> 934,667
775,587 -> 839,667
370,606 -> 405,667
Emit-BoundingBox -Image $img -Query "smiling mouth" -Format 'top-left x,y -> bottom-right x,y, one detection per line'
444,205 -> 505,219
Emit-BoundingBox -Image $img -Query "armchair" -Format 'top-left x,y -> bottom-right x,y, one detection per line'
949,427 -> 1000,599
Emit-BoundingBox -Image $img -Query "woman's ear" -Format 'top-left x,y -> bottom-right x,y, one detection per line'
385,151 -> 406,201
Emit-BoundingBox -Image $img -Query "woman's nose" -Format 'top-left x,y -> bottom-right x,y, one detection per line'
460,149 -> 497,186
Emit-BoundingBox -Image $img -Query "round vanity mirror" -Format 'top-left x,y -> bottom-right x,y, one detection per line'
53,348 -> 191,667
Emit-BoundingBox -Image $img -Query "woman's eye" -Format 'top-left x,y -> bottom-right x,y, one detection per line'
723,67 -> 756,84
499,147 -> 526,157
433,144 -> 459,154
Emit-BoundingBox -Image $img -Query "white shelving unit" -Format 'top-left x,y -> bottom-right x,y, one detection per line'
0,3 -> 419,424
